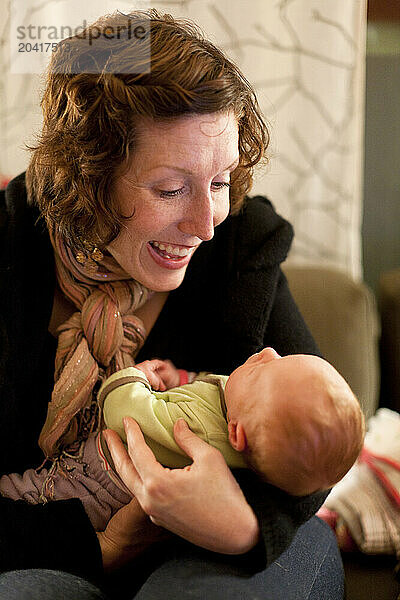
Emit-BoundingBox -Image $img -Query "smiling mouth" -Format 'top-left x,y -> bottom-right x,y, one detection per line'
149,241 -> 196,259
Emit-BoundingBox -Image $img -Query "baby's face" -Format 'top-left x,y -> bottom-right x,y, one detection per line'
225,348 -> 284,424
225,349 -> 336,424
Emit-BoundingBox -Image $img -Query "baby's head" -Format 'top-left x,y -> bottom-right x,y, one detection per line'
225,348 -> 365,496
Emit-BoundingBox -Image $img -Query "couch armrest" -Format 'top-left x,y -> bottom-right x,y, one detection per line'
378,268 -> 400,412
283,266 -> 380,419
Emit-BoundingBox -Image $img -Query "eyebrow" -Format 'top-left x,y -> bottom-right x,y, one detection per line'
142,156 -> 240,176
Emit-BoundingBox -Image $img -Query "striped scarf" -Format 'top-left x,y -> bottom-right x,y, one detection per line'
39,231 -> 150,459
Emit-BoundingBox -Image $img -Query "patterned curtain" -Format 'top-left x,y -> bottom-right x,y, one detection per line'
0,0 -> 367,277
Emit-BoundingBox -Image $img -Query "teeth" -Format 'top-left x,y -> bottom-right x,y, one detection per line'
151,241 -> 192,257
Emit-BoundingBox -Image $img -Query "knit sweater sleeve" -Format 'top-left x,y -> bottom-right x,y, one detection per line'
231,470 -> 329,572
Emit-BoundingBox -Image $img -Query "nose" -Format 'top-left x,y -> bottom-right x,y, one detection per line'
178,192 -> 214,241
178,190 -> 228,241
247,347 -> 281,365
258,347 -> 281,361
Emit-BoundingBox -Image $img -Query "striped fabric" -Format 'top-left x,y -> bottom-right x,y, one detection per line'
320,409 -> 400,557
39,231 -> 150,458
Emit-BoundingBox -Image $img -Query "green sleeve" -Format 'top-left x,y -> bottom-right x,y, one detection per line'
100,367 -> 208,467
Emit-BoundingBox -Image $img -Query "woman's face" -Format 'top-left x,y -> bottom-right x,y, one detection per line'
107,111 -> 239,291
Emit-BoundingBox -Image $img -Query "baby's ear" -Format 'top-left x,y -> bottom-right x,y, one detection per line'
228,421 -> 247,452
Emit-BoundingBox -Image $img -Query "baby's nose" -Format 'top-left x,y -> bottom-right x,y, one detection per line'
259,347 -> 281,361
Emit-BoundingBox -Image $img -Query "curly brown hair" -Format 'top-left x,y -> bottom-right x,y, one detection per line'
26,9 -> 269,252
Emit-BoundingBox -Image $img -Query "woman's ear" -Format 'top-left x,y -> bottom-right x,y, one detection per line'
228,421 -> 247,452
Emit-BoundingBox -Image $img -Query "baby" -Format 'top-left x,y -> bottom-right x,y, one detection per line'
0,348 -> 365,531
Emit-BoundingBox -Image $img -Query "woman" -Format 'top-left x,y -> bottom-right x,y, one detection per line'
0,9 -> 344,600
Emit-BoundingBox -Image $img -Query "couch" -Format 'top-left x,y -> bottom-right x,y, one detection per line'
284,265 -> 400,600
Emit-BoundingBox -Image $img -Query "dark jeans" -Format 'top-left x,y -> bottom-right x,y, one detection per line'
0,517 -> 344,600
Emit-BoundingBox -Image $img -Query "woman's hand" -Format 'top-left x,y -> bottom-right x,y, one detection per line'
97,497 -> 170,573
103,418 -> 260,555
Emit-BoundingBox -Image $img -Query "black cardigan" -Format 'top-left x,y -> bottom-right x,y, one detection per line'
0,173 -> 326,584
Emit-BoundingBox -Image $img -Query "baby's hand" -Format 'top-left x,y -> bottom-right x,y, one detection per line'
135,359 -> 181,391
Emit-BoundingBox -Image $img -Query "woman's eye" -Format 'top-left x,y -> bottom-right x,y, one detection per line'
158,181 -> 230,198
158,187 -> 185,198
212,182 -> 231,191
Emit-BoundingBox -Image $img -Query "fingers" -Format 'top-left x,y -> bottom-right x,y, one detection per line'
136,359 -> 181,389
122,417 -> 164,479
136,359 -> 166,370
103,428 -> 143,494
135,360 -> 167,391
104,421 -> 167,519
173,419 -> 213,461
103,428 -> 127,465
157,360 -> 181,388
105,418 -> 164,483
149,371 -> 167,391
